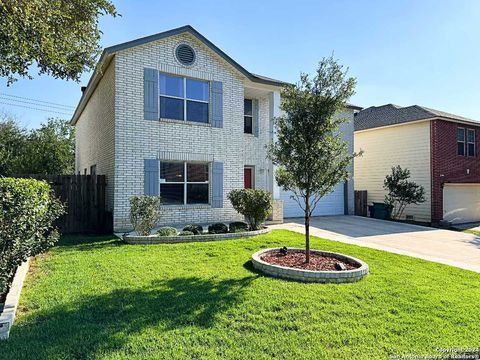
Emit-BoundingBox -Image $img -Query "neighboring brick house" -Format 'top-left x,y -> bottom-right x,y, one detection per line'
354,104 -> 480,225
71,25 -> 358,232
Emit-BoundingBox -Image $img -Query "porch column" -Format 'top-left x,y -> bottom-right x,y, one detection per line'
269,90 -> 281,200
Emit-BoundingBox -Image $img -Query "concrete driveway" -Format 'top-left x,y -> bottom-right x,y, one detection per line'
270,215 -> 480,273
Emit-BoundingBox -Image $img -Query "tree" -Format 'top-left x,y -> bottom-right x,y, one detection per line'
23,118 -> 75,175
0,116 -> 75,175
0,112 -> 26,175
0,0 -> 117,84
268,56 -> 358,263
384,165 -> 426,219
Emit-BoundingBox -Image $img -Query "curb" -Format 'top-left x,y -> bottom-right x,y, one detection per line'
0,259 -> 30,340
252,248 -> 369,283
123,227 -> 271,244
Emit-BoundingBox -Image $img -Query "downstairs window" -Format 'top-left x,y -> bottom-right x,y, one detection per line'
160,161 -> 209,205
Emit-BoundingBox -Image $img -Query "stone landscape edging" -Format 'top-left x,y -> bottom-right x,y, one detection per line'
251,248 -> 369,283
124,227 -> 271,244
0,259 -> 30,340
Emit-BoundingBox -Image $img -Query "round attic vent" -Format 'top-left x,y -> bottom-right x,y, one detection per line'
175,44 -> 196,66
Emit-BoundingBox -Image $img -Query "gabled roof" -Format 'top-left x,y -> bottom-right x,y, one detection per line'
354,104 -> 479,131
72,25 -> 290,124
72,25 -> 362,124
102,25 -> 289,87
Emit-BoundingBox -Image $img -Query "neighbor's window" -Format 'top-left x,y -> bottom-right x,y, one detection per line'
160,161 -> 209,205
468,129 -> 475,157
159,74 -> 209,123
244,99 -> 253,134
457,127 -> 465,156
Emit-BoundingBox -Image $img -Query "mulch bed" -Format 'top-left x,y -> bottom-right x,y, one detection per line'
261,249 -> 359,271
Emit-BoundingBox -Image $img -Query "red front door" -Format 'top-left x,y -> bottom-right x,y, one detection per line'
244,168 -> 252,189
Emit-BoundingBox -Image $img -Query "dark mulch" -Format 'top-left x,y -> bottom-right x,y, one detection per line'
261,249 -> 359,271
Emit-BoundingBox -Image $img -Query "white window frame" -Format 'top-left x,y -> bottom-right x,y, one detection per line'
159,74 -> 210,123
467,129 -> 475,157
160,161 -> 210,205
244,98 -> 254,134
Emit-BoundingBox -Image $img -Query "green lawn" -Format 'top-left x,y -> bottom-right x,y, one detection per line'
1,230 -> 480,359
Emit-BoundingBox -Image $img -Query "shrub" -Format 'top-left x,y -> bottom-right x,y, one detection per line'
0,177 -> 64,294
208,223 -> 228,234
182,224 -> 203,235
179,230 -> 194,236
157,226 -> 177,236
227,189 -> 272,230
129,195 -> 161,236
229,221 -> 249,233
384,166 -> 426,219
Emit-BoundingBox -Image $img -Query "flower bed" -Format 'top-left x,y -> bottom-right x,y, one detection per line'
123,227 -> 271,244
252,248 -> 368,283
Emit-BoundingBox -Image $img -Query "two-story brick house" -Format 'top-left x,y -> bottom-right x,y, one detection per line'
354,104 -> 480,225
72,25 -> 358,232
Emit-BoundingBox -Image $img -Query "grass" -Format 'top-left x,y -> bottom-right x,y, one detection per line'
1,230 -> 480,359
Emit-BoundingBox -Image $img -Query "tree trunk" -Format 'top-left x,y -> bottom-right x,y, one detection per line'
305,197 -> 310,263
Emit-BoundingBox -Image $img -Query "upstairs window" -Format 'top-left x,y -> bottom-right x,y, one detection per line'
457,128 -> 465,156
160,162 -> 209,205
159,74 -> 209,123
468,129 -> 476,157
244,99 -> 253,134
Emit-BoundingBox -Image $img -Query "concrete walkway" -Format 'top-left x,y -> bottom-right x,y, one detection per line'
270,215 -> 480,273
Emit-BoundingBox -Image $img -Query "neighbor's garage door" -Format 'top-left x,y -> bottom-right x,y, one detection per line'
280,183 -> 344,218
443,184 -> 480,224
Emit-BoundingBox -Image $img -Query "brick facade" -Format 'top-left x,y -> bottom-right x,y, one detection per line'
112,33 -> 277,231
430,119 -> 480,223
75,28 -> 355,232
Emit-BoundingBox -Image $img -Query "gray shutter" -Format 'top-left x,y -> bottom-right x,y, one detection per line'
211,161 -> 223,208
144,68 -> 159,120
144,159 -> 159,196
211,81 -> 223,128
254,99 -> 259,137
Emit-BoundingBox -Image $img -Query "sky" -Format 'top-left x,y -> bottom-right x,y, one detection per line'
2,0 -> 480,128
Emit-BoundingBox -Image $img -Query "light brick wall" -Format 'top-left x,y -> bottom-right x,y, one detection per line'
75,61 -> 115,211
113,33 -> 273,231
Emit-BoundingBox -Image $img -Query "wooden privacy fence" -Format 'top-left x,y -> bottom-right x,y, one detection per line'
14,175 -> 112,234
354,190 -> 368,217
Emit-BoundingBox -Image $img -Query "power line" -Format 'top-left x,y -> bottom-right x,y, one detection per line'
0,101 -> 73,116
0,96 -> 76,112
0,93 -> 76,110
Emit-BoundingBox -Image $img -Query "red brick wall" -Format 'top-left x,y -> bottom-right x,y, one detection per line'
430,119 -> 480,223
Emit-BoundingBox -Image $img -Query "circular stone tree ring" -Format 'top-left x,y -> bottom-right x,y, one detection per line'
251,248 -> 369,283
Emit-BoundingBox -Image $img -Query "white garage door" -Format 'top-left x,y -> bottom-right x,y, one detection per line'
443,184 -> 480,224
280,183 -> 345,218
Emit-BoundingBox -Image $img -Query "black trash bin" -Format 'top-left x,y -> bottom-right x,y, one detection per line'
372,202 -> 393,220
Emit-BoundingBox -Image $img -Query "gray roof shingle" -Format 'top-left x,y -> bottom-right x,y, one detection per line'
354,104 -> 479,131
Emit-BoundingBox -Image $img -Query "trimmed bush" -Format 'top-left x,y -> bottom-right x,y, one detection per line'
157,227 -> 177,236
228,189 -> 272,230
129,196 -> 161,236
229,221 -> 249,233
179,230 -> 194,236
182,224 -> 203,235
0,177 -> 64,295
208,223 -> 228,234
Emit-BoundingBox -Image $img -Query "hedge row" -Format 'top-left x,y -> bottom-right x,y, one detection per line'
0,178 -> 64,295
